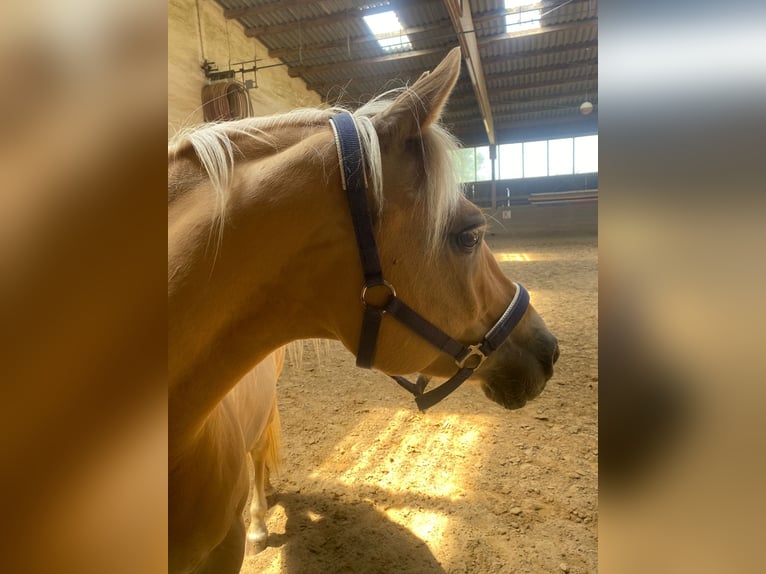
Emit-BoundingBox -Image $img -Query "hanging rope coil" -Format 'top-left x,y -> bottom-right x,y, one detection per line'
201,81 -> 252,122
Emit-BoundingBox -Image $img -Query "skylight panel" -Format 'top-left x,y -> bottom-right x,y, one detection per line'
505,0 -> 541,34
363,10 -> 412,52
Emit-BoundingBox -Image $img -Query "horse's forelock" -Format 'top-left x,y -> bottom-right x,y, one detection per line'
355,93 -> 461,254
416,122 -> 462,254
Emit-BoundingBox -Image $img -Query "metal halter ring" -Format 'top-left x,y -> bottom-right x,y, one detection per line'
361,280 -> 397,311
455,344 -> 489,370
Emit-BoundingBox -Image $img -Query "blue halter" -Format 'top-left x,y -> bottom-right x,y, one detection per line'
329,111 -> 530,411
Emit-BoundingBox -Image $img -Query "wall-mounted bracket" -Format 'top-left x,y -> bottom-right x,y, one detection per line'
202,59 -> 261,89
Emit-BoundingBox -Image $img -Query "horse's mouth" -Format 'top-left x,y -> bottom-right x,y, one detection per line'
479,375 -> 548,410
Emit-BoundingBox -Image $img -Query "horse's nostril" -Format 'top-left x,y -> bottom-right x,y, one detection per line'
552,341 -> 560,365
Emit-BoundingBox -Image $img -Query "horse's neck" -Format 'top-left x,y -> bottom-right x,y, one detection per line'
168,131 -> 352,436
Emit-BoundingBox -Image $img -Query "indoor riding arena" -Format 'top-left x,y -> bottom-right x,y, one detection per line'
170,1 -> 598,573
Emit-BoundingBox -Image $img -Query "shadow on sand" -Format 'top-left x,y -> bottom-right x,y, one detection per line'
261,491 -> 446,574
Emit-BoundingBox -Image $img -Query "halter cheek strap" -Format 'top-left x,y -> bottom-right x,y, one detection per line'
329,111 -> 530,412
329,111 -> 386,368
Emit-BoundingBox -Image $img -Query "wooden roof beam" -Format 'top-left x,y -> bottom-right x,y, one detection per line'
443,0 -> 496,144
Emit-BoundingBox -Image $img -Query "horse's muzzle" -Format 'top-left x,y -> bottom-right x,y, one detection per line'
477,330 -> 559,410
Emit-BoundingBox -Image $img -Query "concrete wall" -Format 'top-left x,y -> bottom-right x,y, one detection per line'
465,173 -> 599,208
168,0 -> 322,137
465,174 -> 598,236
485,201 -> 598,237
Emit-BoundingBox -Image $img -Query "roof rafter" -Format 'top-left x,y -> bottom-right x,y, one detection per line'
443,0 -> 495,144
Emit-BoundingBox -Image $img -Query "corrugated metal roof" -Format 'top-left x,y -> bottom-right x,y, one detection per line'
213,0 -> 598,144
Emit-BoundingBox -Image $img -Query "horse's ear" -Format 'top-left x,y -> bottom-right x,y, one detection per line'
374,47 -> 461,141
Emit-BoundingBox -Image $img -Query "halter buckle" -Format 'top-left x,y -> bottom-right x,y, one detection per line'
361,280 -> 397,311
456,344 -> 488,370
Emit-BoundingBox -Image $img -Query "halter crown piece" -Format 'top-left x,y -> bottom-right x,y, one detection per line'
329,111 -> 530,411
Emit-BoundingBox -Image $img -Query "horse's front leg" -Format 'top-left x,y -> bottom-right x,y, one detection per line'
245,453 -> 269,555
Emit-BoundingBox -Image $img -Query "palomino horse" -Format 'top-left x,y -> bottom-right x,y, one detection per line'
168,48 -> 558,573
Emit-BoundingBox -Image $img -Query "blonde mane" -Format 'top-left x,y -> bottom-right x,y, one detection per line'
168,89 -> 461,253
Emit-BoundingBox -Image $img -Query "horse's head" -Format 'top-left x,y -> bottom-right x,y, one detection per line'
168,48 -> 557,414
331,48 -> 559,410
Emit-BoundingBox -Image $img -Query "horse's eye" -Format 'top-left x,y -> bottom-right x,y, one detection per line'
457,229 -> 481,251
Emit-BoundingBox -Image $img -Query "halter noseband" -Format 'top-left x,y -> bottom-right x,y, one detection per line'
329,111 -> 530,411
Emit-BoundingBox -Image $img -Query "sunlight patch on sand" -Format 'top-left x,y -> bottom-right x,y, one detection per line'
495,252 -> 531,262
310,409 -> 485,501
